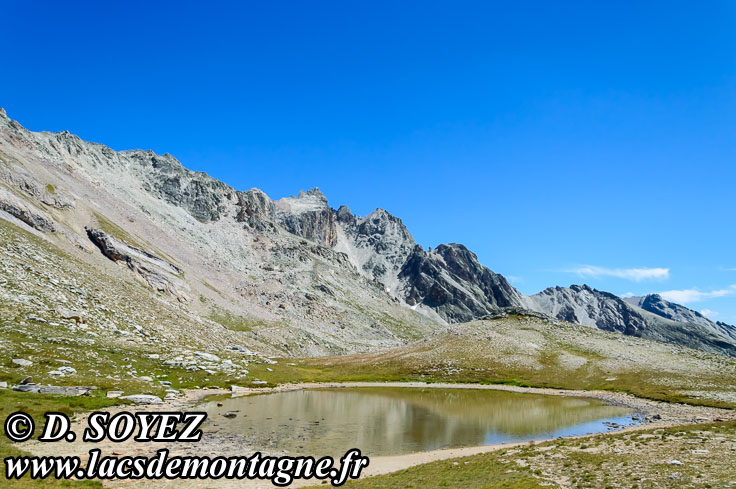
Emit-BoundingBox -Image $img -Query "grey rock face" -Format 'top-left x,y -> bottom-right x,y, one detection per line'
235,188 -> 276,231
281,207 -> 337,246
10,383 -> 88,395
626,293 -> 736,346
276,188 -> 337,246
399,243 -> 526,322
339,207 -> 416,282
132,152 -> 234,223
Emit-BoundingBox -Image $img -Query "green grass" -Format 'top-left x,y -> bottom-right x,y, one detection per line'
202,281 -> 224,298
206,307 -> 286,333
236,326 -> 736,409
321,453 -> 545,489
45,184 -> 56,195
207,310 -> 257,332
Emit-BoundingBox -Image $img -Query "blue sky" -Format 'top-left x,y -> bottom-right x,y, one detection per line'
3,1 -> 736,321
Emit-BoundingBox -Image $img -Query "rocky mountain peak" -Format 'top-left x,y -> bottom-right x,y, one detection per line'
336,205 -> 354,224
278,187 -> 330,212
0,107 -> 7,119
299,187 -> 328,201
399,243 -> 526,323
334,206 -> 416,285
276,188 -> 336,246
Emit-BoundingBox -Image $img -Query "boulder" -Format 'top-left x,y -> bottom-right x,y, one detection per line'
195,351 -> 220,362
120,394 -> 163,405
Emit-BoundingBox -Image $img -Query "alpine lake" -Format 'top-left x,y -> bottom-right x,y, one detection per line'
201,387 -> 639,457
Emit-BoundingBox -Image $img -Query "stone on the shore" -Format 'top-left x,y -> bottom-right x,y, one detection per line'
120,394 -> 163,404
106,391 -> 124,398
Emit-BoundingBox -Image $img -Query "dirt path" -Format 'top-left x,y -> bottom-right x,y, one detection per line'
22,382 -> 736,488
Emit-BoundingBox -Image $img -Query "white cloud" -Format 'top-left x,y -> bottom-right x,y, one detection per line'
565,265 -> 670,282
620,292 -> 635,298
506,275 -> 523,284
658,287 -> 735,304
700,309 -> 719,318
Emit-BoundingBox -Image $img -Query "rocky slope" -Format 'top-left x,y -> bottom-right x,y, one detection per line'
0,107 -> 527,332
530,285 -> 736,356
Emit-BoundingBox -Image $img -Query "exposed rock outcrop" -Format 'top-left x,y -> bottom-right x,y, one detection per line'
86,227 -> 190,302
132,152 -> 234,223
235,188 -> 276,231
275,188 -> 337,246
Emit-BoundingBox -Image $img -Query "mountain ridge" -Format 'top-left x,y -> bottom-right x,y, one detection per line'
1,107 -> 734,357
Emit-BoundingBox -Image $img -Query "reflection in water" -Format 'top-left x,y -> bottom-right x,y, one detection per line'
202,387 -> 636,456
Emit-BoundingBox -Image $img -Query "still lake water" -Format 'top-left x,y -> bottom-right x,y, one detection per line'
202,387 -> 637,456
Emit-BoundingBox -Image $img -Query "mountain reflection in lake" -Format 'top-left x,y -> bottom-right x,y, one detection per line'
202,387 -> 637,456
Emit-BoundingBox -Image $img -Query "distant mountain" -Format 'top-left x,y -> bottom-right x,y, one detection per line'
529,285 -> 736,356
624,293 -> 728,329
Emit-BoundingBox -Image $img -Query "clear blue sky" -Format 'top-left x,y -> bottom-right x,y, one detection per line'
3,1 -> 736,321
